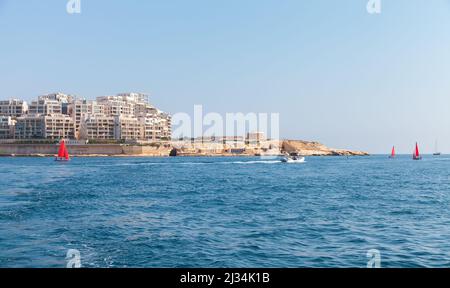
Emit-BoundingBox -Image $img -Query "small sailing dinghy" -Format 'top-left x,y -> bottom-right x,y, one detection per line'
55,140 -> 70,162
389,146 -> 396,159
413,142 -> 422,161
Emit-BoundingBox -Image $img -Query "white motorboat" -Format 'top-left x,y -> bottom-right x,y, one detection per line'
281,155 -> 305,163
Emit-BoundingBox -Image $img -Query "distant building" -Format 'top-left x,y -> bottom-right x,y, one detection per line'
15,115 -> 74,140
139,112 -> 171,141
247,132 -> 266,143
0,116 -> 15,139
1,92 -> 171,142
80,115 -> 116,140
0,99 -> 28,117
68,99 -> 89,139
15,115 -> 45,139
28,99 -> 62,115
68,99 -> 106,139
38,92 -> 73,103
42,114 -> 74,139
97,96 -> 135,116
116,92 -> 149,104
115,115 -> 143,141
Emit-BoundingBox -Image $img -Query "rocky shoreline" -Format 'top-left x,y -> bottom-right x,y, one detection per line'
281,140 -> 368,156
0,140 -> 368,157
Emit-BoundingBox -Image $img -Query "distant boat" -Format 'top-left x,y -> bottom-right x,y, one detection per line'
433,140 -> 441,156
389,146 -> 396,159
281,156 -> 306,163
55,140 -> 70,161
413,142 -> 422,160
281,153 -> 305,163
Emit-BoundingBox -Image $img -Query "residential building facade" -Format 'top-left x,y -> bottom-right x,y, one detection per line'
0,99 -> 28,117
1,92 -> 171,142
0,116 -> 15,139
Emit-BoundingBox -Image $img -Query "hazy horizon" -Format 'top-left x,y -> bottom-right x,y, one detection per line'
1,0 -> 449,154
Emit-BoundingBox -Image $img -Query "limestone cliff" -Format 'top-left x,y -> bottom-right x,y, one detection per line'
281,140 -> 368,156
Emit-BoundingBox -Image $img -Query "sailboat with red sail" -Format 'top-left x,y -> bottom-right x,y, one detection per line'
56,140 -> 70,161
413,142 -> 422,160
389,146 -> 396,159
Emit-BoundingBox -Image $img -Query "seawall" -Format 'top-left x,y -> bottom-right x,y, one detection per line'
0,144 -> 171,157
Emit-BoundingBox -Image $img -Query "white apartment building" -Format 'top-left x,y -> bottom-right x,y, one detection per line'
68,99 -> 89,139
116,93 -> 149,104
114,115 -> 143,140
0,116 -> 15,139
28,99 -> 62,115
0,99 -> 28,117
1,92 -> 171,142
15,116 -> 45,139
43,114 -> 74,139
97,96 -> 135,116
80,115 -> 116,140
68,99 -> 106,139
138,111 -> 171,141
15,115 -> 74,140
38,92 -> 73,103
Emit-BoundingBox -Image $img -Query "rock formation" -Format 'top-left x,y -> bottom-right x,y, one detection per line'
281,140 -> 368,156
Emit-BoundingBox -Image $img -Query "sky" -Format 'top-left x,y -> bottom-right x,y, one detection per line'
0,0 -> 450,153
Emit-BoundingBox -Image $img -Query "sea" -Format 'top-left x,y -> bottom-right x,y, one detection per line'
1,155 -> 450,268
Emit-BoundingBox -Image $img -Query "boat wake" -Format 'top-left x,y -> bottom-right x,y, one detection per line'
94,159 -> 290,167
226,160 -> 283,165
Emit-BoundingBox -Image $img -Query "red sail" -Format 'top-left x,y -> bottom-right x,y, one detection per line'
415,143 -> 420,157
64,147 -> 70,160
58,140 -> 66,158
391,146 -> 395,157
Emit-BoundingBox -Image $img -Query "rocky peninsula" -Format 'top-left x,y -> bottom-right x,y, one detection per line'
170,139 -> 368,157
281,140 -> 368,156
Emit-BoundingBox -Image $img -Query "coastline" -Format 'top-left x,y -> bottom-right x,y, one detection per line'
0,140 -> 369,158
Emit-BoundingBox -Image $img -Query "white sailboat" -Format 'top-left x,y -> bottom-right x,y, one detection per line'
433,140 -> 441,156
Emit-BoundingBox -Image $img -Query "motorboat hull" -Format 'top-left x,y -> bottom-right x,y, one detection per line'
281,157 -> 305,163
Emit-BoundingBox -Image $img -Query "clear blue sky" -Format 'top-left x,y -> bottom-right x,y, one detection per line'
1,0 -> 450,153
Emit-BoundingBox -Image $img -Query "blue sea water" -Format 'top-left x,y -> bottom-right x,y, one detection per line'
1,155 -> 450,268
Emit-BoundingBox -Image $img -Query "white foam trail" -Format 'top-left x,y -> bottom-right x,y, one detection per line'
91,159 -> 305,167
227,160 -> 282,164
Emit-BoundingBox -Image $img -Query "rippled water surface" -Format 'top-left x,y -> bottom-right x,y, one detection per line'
1,155 -> 450,267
